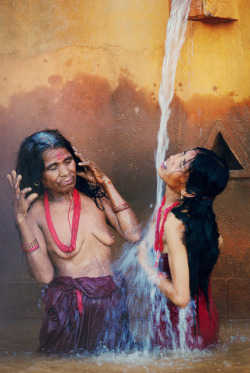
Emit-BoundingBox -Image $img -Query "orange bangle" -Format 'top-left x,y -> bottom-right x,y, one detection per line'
103,179 -> 112,186
112,202 -> 130,213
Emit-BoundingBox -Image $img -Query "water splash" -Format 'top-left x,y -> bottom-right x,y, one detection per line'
113,0 -> 192,352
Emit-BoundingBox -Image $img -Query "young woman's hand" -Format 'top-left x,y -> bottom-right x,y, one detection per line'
138,242 -> 148,267
74,148 -> 109,185
7,171 -> 38,223
138,243 -> 160,284
138,242 -> 153,274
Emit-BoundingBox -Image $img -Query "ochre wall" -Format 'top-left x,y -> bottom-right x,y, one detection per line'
0,0 -> 249,321
167,0 -> 250,319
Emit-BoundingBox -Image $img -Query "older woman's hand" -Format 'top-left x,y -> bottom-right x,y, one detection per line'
74,148 -> 109,186
7,171 -> 38,223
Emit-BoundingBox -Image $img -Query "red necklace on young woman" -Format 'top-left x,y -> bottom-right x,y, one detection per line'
44,188 -> 81,253
154,195 -> 179,268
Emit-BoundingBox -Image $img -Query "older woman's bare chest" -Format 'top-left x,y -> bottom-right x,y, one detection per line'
39,194 -> 115,258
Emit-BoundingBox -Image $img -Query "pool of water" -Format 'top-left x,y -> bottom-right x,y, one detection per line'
0,318 -> 249,373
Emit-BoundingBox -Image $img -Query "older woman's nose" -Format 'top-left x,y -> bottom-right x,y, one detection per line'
60,164 -> 70,176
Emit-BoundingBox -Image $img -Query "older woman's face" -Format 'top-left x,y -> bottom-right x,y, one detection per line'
41,147 -> 76,194
158,149 -> 197,193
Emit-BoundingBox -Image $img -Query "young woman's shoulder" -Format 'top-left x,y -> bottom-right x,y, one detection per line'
165,211 -> 184,230
164,212 -> 187,255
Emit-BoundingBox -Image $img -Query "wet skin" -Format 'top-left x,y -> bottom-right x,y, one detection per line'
41,148 -> 77,197
157,149 -> 197,195
138,149 -> 198,308
28,147 -> 116,279
8,147 -> 141,283
156,149 -> 198,259
139,149 -> 223,308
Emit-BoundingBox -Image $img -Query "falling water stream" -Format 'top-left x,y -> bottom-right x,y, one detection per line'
0,1 -> 249,372
155,0 -> 191,206
113,0 -> 192,353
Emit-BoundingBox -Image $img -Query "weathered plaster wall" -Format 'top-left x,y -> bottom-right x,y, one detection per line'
0,0 -> 249,322
167,0 -> 250,319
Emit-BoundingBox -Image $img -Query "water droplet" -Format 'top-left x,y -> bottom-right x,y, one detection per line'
135,107 -> 139,115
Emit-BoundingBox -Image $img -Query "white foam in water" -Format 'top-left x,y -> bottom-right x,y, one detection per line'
114,0 -> 192,353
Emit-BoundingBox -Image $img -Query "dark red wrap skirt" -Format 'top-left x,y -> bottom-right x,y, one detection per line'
39,273 -> 134,354
152,254 -> 219,350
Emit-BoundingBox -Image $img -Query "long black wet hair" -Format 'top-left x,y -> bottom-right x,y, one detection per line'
172,148 -> 229,312
16,129 -> 106,208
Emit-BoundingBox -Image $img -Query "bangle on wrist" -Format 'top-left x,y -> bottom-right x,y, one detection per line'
22,238 -> 40,254
158,272 -> 168,279
149,272 -> 160,286
112,202 -> 130,213
102,179 -> 112,186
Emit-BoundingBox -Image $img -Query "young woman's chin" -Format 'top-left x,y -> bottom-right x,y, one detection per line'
157,167 -> 168,184
157,165 -> 164,176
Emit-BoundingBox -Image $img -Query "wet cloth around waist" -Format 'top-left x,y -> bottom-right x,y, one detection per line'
39,273 -> 133,354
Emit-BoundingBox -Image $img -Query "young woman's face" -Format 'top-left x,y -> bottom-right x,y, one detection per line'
158,149 -> 197,193
41,147 -> 76,194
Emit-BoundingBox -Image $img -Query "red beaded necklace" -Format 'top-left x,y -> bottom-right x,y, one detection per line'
44,188 -> 81,253
154,195 -> 179,267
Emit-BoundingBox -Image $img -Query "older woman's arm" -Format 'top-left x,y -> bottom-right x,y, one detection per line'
100,183 -> 142,243
20,209 -> 54,284
75,150 -> 142,243
7,171 -> 54,284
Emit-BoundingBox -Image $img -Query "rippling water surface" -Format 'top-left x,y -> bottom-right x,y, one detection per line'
0,318 -> 249,373
2,1 -> 249,372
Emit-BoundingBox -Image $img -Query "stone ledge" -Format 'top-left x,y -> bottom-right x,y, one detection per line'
169,0 -> 238,23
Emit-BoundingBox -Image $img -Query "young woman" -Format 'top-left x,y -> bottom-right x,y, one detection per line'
7,129 -> 141,354
139,148 -> 229,349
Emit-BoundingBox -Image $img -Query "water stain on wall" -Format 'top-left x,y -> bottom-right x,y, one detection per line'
0,73 -> 160,283
0,72 -> 249,318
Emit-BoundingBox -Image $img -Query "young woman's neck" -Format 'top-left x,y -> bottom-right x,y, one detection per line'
164,185 -> 181,206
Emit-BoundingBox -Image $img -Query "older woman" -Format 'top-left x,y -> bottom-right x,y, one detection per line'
139,148 -> 229,350
7,129 -> 141,354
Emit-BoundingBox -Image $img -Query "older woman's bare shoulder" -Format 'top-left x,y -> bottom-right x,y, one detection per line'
27,197 -> 45,219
